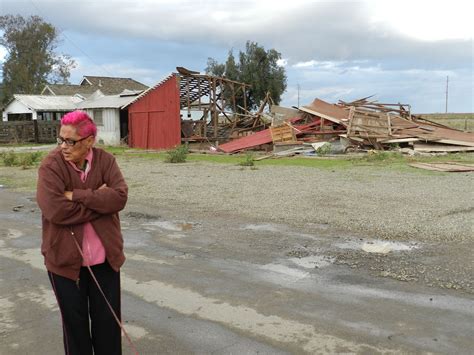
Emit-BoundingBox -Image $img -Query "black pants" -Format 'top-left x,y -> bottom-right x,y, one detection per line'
48,262 -> 122,355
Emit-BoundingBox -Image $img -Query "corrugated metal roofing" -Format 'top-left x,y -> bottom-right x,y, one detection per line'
218,129 -> 273,153
76,93 -> 139,109
13,94 -> 84,111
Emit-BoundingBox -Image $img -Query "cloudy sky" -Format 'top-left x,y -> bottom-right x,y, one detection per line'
1,0 -> 472,113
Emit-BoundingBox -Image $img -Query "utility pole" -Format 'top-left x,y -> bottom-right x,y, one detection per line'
445,76 -> 449,113
297,83 -> 300,107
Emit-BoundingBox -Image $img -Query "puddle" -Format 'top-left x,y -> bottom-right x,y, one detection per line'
334,240 -> 363,250
10,238 -> 38,249
142,221 -> 194,232
335,239 -> 418,254
241,224 -> 281,232
290,255 -> 334,269
165,233 -> 187,239
125,211 -> 160,220
127,254 -> 173,265
123,230 -> 152,248
7,229 -> 23,239
17,286 -> 58,311
260,263 -> 310,280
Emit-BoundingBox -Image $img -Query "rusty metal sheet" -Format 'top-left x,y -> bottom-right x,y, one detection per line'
218,129 -> 272,153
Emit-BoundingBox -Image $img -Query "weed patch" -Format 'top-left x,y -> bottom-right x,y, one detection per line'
165,145 -> 189,163
238,152 -> 255,167
0,151 -> 44,168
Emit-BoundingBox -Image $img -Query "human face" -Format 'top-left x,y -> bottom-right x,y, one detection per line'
58,125 -> 94,167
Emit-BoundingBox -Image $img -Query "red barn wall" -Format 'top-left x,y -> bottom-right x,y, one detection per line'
128,75 -> 181,149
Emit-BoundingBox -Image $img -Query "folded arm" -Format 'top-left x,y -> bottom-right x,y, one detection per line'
37,162 -> 101,225
70,156 -> 128,214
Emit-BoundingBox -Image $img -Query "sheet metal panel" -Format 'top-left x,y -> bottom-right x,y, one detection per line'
218,129 -> 272,153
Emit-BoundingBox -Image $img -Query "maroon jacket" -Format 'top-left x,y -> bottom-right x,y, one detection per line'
37,147 -> 128,280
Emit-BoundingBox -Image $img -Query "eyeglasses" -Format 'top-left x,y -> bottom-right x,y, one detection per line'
56,135 -> 91,146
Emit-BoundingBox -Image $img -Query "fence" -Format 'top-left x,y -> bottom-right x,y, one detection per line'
0,121 -> 59,144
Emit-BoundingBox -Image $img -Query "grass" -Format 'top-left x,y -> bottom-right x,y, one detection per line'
0,151 -> 45,168
0,142 -> 54,147
102,146 -> 474,171
418,113 -> 474,131
1,145 -> 472,174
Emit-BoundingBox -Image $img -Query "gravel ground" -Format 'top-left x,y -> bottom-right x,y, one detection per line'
118,157 -> 473,243
1,154 -> 473,292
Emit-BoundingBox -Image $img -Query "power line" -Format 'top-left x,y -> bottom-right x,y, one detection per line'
445,76 -> 449,114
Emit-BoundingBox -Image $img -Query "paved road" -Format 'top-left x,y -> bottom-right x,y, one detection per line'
1,189 -> 473,354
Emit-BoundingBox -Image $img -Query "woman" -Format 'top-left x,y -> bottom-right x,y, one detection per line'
37,110 -> 128,355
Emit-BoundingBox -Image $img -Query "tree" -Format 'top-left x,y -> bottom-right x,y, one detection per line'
0,15 -> 76,104
206,41 -> 287,111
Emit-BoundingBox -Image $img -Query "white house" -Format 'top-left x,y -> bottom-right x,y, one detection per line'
75,90 -> 141,145
2,94 -> 84,122
2,90 -> 141,145
1,75 -> 148,145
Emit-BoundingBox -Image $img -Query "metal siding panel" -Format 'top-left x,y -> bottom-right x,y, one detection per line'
103,109 -> 117,132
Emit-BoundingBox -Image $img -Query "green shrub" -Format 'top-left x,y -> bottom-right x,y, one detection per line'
1,151 -> 44,168
239,152 -> 255,167
165,144 -> 189,163
1,151 -> 17,166
29,151 -> 43,164
20,154 -> 35,169
364,150 -> 402,162
315,143 -> 331,156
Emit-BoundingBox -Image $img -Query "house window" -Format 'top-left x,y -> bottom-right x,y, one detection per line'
93,110 -> 103,125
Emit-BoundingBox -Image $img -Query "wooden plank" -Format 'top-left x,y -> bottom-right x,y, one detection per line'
270,124 -> 296,143
409,162 -> 474,172
379,138 -> 420,143
413,143 -> 474,152
299,106 -> 344,125
435,139 -> 474,147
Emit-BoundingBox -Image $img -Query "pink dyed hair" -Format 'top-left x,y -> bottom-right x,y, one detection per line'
61,110 -> 97,138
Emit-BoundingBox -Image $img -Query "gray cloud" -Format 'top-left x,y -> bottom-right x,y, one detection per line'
1,0 -> 472,111
3,0 -> 471,70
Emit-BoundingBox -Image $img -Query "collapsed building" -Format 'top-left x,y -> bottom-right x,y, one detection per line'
216,96 -> 474,155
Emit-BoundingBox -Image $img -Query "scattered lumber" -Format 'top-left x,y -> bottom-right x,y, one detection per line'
212,94 -> 474,155
409,162 -> 474,172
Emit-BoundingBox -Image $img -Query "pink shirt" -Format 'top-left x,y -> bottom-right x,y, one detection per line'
69,149 -> 106,266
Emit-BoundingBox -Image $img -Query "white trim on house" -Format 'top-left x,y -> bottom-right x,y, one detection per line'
80,77 -> 93,86
40,85 -> 56,95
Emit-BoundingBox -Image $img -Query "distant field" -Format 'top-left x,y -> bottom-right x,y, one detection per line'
417,113 -> 474,131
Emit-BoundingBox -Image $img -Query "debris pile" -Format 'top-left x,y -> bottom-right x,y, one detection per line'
339,97 -> 474,153
217,96 -> 474,155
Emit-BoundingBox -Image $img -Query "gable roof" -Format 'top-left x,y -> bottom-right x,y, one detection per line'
41,76 -> 148,96
80,76 -> 148,92
12,94 -> 84,111
121,74 -> 177,108
76,90 -> 141,109
41,84 -> 99,97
